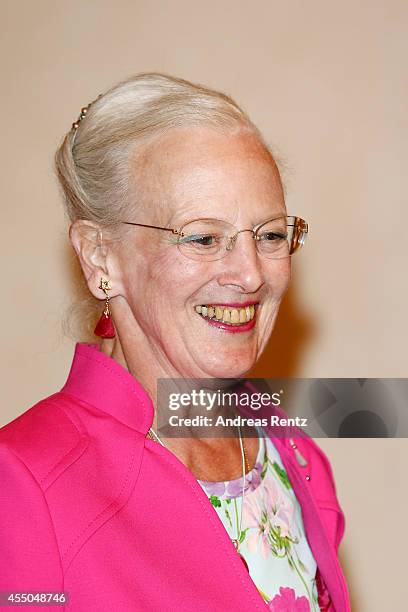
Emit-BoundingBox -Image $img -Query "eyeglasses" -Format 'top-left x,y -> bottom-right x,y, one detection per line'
121,214 -> 308,262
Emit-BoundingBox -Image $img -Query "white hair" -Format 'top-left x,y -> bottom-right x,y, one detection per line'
55,72 -> 265,230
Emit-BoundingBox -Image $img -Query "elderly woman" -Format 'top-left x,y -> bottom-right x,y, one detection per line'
0,73 -> 350,611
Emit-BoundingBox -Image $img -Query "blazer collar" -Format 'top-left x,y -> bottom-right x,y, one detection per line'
61,342 -> 154,434
61,344 -> 296,446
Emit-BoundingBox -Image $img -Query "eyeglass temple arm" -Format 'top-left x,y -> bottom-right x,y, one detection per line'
121,218 -> 308,237
121,221 -> 180,235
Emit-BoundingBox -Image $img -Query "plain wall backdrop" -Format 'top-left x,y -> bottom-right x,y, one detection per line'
1,1 -> 407,610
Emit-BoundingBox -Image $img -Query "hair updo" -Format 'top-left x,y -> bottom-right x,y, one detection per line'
55,72 -> 265,231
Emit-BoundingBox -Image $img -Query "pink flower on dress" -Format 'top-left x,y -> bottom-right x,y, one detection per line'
262,477 -> 294,538
242,487 -> 271,557
243,474 -> 294,557
268,587 -> 310,611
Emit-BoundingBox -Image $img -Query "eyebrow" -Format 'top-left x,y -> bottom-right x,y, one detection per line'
174,212 -> 288,230
147,195 -> 287,229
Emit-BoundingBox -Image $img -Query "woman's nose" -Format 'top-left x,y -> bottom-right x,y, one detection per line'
217,231 -> 264,293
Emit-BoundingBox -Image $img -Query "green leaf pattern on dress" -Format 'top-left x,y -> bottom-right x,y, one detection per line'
198,437 -> 319,610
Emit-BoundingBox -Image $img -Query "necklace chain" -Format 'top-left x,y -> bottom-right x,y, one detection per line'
146,425 -> 251,552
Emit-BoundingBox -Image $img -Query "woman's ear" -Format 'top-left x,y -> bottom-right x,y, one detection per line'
69,220 -> 121,300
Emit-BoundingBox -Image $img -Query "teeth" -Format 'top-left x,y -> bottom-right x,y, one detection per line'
195,304 -> 257,325
230,309 -> 239,324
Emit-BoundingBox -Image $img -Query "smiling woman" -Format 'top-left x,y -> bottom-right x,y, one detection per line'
0,73 -> 349,611
88,124 -> 292,383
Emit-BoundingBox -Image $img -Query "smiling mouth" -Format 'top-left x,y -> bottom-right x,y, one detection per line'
194,303 -> 258,326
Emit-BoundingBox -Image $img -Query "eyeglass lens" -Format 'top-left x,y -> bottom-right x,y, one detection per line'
175,216 -> 305,261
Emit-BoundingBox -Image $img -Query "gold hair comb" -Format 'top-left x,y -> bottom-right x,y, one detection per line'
71,93 -> 103,131
72,105 -> 91,130
70,94 -> 103,149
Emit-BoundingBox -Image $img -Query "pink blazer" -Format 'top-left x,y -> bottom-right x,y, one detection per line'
0,343 -> 350,611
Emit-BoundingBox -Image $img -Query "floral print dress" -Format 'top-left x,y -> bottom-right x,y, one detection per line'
197,430 -> 320,611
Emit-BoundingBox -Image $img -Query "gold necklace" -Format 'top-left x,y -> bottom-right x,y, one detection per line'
147,425 -> 251,571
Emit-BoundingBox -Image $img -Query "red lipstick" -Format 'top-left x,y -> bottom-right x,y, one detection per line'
207,301 -> 258,308
195,302 -> 259,333
203,316 -> 257,333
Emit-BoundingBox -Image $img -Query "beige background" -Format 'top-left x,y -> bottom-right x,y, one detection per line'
1,1 -> 407,609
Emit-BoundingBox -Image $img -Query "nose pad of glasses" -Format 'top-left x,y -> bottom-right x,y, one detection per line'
226,234 -> 238,251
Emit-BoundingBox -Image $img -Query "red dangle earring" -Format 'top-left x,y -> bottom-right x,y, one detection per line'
94,278 -> 116,339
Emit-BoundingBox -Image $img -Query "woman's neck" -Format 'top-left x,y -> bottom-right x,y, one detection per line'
99,334 -> 259,480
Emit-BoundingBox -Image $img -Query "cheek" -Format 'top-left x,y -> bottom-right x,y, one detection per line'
149,246 -> 216,295
265,258 -> 291,298
124,245 -> 209,310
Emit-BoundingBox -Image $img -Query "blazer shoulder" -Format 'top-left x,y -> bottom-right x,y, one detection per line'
0,442 -> 64,590
0,392 -> 89,491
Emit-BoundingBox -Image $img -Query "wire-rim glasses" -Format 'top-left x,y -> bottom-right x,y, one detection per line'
121,215 -> 308,262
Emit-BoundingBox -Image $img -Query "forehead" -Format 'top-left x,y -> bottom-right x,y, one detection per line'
129,126 -> 284,224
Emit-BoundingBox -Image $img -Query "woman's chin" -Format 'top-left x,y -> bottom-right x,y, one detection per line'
199,358 -> 255,380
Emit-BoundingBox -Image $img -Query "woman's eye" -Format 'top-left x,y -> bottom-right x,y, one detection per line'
181,234 -> 217,246
259,231 -> 287,241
